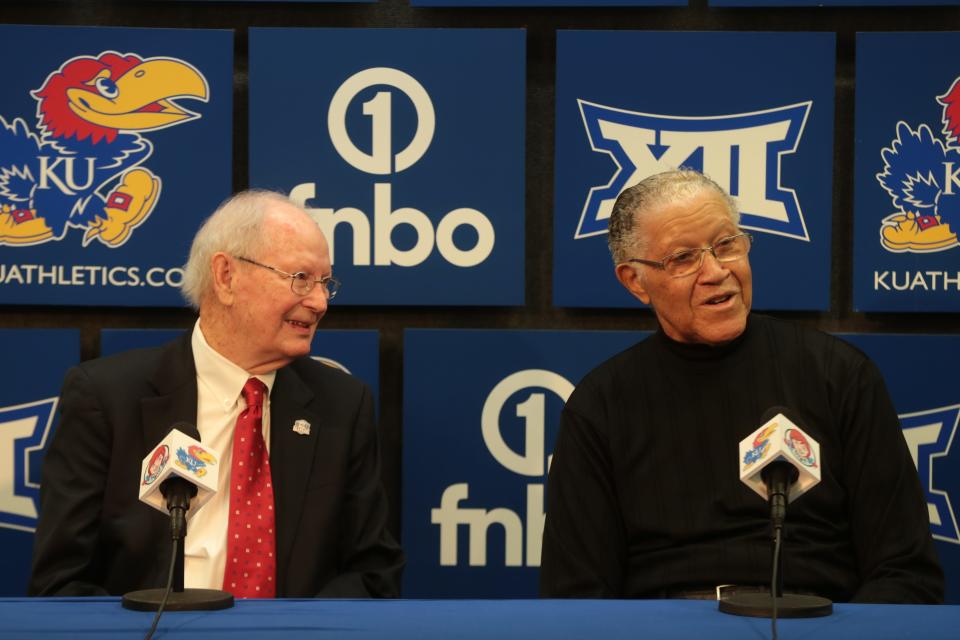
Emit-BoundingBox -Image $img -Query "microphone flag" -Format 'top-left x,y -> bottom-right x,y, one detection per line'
739,412 -> 821,503
139,428 -> 219,519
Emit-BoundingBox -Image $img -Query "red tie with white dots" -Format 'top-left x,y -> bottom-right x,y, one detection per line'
223,377 -> 276,598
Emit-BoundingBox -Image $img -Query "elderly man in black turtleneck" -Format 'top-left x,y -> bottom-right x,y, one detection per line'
540,169 -> 943,604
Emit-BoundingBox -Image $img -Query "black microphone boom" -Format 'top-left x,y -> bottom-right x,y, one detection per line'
159,477 -> 197,541
761,460 -> 798,535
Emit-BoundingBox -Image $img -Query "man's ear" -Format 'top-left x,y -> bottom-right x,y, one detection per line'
210,252 -> 236,305
615,263 -> 651,305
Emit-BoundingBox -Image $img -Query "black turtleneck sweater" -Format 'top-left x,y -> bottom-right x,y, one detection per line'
540,314 -> 943,603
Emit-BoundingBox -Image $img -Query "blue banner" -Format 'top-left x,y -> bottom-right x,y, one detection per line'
0,25 -> 233,307
249,29 -> 526,306
101,328 -> 380,406
853,33 -> 960,311
402,329 -> 646,597
841,334 -> 960,603
553,31 -> 835,309
0,329 -> 79,596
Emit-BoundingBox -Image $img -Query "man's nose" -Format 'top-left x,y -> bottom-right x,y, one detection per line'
698,250 -> 729,282
301,285 -> 329,315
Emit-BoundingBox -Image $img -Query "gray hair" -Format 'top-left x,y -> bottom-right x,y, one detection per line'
607,169 -> 740,264
181,189 -> 301,309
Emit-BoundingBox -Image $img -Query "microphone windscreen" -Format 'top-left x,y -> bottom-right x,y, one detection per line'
169,420 -> 202,442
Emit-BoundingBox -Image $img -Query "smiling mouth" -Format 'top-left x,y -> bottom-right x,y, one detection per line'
705,293 -> 735,305
287,319 -> 313,329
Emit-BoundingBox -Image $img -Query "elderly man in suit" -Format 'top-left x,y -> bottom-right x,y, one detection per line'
30,190 -> 404,598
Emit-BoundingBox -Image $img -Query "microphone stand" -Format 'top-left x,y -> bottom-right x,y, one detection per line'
122,478 -> 234,612
719,462 -> 832,619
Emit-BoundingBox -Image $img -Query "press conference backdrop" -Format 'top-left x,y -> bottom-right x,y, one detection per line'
0,24 -> 233,307
402,330 -> 648,597
0,328 -> 377,597
0,330 -> 80,597
553,30 -> 835,309
247,28 -> 526,306
852,32 -> 960,312
841,334 -> 960,601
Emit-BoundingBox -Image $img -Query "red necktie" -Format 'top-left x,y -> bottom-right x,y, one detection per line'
223,378 -> 276,597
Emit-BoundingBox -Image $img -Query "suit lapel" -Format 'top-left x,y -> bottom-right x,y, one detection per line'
135,332 -> 198,587
269,364 -> 322,583
141,333 -> 199,450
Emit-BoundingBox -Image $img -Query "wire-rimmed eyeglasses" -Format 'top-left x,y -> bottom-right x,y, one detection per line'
625,233 -> 753,278
236,256 -> 341,299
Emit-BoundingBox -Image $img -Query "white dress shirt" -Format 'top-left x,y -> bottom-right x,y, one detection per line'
183,320 -> 276,590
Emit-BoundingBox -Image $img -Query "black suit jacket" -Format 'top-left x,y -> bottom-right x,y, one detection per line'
29,332 -> 404,597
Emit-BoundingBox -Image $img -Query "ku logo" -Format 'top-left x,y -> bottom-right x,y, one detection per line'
292,67 -> 495,268
431,370 -> 574,568
0,51 -> 208,248
575,99 -> 812,242
0,397 -> 57,533
899,403 -> 960,544
876,76 -> 960,253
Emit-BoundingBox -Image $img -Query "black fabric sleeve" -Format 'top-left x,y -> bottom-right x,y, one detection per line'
540,401 -> 626,598
28,365 -> 112,596
315,383 -> 404,598
838,358 -> 944,604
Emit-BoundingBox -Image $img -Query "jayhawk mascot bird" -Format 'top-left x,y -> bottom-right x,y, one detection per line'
0,51 -> 207,247
877,76 -> 960,253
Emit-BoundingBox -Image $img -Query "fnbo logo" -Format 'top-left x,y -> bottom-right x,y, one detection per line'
431,370 -> 573,568
292,67 -> 495,268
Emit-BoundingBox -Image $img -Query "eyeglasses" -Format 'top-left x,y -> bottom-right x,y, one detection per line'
236,256 -> 341,299
626,232 -> 753,278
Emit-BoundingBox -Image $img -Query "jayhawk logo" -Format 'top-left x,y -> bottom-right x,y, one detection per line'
742,424 -> 777,467
175,444 -> 216,477
877,75 -> 960,253
0,51 -> 208,247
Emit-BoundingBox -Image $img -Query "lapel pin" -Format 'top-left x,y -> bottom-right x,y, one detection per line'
292,419 -> 311,436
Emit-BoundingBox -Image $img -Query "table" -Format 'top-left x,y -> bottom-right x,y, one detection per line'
1,598 -> 957,639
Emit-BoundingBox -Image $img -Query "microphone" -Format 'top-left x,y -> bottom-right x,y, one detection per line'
125,423 -> 233,614
138,423 -> 220,540
721,407 -> 832,621
739,407 -> 822,524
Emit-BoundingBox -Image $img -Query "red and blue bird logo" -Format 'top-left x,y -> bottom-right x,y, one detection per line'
877,75 -> 960,254
0,51 -> 208,247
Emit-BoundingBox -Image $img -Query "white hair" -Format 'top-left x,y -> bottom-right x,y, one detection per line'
180,190 -> 302,309
607,169 -> 740,265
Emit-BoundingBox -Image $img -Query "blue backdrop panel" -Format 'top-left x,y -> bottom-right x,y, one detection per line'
403,329 -> 647,597
841,333 -> 960,603
100,328 -> 380,407
0,25 -> 233,307
853,33 -> 960,311
554,31 -> 835,309
0,329 -> 79,596
249,29 -> 526,306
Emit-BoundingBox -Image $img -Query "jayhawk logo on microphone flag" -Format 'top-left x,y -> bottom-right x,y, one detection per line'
175,444 -> 217,478
876,75 -> 960,254
0,51 -> 208,248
